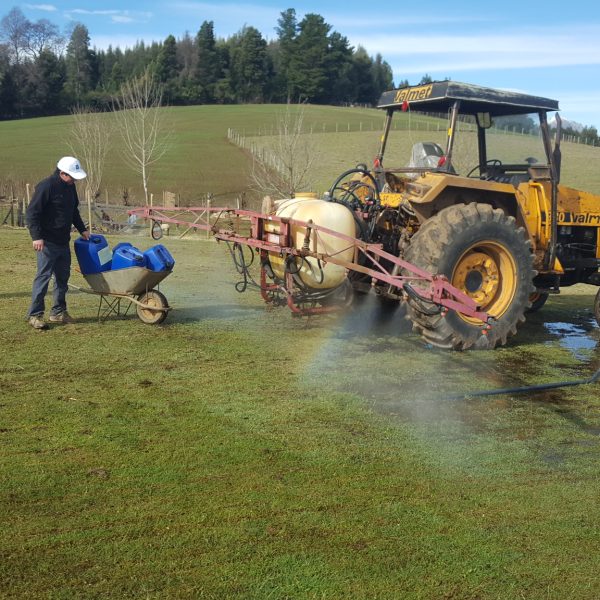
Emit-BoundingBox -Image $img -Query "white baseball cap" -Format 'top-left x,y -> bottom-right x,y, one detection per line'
57,156 -> 87,180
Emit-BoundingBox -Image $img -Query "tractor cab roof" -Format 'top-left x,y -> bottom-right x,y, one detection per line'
378,80 -> 559,117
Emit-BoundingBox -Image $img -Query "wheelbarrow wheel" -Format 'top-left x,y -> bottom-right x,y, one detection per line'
137,289 -> 168,324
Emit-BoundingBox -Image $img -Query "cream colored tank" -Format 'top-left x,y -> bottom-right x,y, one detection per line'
268,196 -> 356,290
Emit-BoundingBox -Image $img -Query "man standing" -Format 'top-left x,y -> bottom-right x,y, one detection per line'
26,156 -> 90,329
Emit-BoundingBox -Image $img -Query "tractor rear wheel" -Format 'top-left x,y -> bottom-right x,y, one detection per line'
404,203 -> 534,349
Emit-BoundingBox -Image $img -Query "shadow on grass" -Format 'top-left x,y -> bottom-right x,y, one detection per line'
0,291 -> 32,299
168,304 -> 267,322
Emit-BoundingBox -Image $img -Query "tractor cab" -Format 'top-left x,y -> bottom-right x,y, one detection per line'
375,80 -> 561,185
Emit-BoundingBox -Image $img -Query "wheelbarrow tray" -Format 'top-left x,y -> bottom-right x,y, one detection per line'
83,267 -> 172,296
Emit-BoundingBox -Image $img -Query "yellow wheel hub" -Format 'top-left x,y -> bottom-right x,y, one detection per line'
452,242 -> 517,323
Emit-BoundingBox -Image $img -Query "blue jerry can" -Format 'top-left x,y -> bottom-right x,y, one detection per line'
143,244 -> 175,271
74,235 -> 112,274
112,244 -> 146,270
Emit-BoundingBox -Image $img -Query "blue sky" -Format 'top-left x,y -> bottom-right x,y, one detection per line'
18,0 -> 600,128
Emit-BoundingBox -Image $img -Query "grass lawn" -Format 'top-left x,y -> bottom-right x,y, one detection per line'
1,227 -> 600,598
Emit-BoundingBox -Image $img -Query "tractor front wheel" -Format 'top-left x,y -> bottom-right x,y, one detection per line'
404,203 -> 534,349
527,292 -> 549,313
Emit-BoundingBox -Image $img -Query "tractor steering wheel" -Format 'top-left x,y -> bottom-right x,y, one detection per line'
467,158 -> 503,178
327,167 -> 380,209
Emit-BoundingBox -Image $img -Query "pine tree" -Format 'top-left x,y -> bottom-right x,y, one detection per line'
229,27 -> 269,103
372,53 -> 393,100
274,8 -> 297,103
0,48 -> 17,118
290,14 -> 330,102
195,21 -> 221,103
351,46 -> 374,104
324,32 -> 354,104
156,34 -> 179,102
65,23 -> 93,102
109,61 -> 124,91
22,49 -> 65,115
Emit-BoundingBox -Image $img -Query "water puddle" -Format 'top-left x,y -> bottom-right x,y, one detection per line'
543,320 -> 599,359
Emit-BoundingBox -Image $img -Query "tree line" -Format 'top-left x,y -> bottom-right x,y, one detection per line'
0,6 -> 394,120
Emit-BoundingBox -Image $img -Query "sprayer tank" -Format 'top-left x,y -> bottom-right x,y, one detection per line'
268,197 -> 356,290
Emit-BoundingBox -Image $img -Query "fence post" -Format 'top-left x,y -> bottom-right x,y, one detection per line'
86,188 -> 92,232
26,183 -> 30,206
18,199 -> 24,227
206,195 -> 211,239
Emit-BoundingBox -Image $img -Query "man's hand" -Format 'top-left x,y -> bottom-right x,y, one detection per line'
81,230 -> 91,240
33,239 -> 44,252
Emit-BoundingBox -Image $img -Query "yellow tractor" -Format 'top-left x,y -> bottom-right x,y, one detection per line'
326,80 -> 600,349
138,80 -> 599,350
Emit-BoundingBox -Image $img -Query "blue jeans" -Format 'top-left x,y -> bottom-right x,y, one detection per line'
28,241 -> 72,317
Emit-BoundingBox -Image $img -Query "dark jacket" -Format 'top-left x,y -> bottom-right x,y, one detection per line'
26,170 -> 87,245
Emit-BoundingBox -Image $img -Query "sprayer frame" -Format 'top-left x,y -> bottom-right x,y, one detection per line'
127,206 -> 492,330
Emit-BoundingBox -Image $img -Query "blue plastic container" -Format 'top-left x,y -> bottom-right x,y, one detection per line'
74,234 -> 112,274
113,242 -> 133,254
112,244 -> 146,270
144,244 -> 175,272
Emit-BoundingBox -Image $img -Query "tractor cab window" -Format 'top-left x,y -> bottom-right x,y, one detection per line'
484,113 -> 547,170
379,113 -> 448,173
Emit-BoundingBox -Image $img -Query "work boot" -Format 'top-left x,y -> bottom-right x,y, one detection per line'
49,311 -> 75,324
29,315 -> 48,330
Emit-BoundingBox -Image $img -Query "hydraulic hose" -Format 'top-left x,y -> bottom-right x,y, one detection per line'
446,367 -> 600,401
404,282 -> 441,316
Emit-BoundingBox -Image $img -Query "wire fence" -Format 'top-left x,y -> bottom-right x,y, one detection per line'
0,191 -> 246,240
232,115 -> 598,146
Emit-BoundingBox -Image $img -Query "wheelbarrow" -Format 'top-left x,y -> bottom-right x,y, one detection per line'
70,267 -> 172,324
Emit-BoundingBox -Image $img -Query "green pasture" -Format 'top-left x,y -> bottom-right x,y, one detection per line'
0,105 -> 385,206
2,228 -> 600,598
1,104 -> 599,209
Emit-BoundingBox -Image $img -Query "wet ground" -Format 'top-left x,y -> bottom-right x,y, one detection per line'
137,238 -> 600,452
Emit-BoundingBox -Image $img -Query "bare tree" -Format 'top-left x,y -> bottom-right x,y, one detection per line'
25,19 -> 64,59
0,7 -> 29,64
113,67 -> 170,205
68,105 -> 113,201
249,103 -> 317,199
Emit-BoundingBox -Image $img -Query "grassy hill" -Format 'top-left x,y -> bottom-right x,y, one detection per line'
1,104 -> 599,208
0,105 -> 385,206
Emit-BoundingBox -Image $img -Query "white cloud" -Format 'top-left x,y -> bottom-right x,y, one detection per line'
355,28 -> 600,57
65,9 -> 152,23
349,26 -> 600,75
25,3 -> 57,11
70,9 -> 121,15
